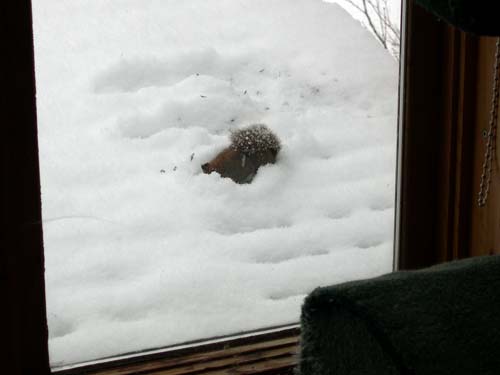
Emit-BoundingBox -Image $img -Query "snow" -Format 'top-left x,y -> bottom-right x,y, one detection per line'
32,0 -> 399,367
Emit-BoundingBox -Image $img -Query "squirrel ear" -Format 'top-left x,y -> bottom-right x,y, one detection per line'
201,163 -> 210,173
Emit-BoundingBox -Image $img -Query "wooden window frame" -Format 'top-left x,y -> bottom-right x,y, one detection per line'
2,0 -> 487,373
397,3 -> 500,266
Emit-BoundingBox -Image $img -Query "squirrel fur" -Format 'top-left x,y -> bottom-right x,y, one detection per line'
201,124 -> 281,183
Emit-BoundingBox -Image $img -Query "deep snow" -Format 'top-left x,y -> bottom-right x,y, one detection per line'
32,0 -> 399,366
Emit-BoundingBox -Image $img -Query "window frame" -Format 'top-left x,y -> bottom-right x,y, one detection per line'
396,16 -> 500,263
2,0 -> 478,373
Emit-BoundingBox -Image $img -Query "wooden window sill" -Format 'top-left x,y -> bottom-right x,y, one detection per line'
53,327 -> 300,375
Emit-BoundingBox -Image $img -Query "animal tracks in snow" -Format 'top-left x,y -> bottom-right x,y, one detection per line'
90,48 -> 325,140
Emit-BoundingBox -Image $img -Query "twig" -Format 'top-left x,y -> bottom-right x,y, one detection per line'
343,0 -> 400,59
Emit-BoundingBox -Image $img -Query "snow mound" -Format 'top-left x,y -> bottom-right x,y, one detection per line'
117,75 -> 264,138
32,0 -> 399,366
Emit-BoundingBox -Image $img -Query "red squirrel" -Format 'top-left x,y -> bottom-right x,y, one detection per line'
201,124 -> 281,183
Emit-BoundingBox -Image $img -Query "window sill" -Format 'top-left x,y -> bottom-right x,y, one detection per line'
53,326 -> 300,375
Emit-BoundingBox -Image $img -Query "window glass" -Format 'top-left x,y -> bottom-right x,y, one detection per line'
32,0 -> 401,367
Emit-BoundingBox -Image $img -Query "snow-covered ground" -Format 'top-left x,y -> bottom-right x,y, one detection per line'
32,0 -> 399,366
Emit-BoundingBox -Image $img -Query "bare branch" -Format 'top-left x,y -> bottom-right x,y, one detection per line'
362,0 -> 387,48
342,0 -> 400,59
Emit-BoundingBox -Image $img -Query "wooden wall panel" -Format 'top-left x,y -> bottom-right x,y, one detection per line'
470,37 -> 500,256
434,28 -> 477,262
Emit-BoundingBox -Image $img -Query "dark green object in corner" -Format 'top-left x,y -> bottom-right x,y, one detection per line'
415,0 -> 500,35
299,255 -> 500,375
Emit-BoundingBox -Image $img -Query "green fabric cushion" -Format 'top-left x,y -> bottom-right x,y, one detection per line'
416,0 -> 500,35
299,255 -> 500,375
